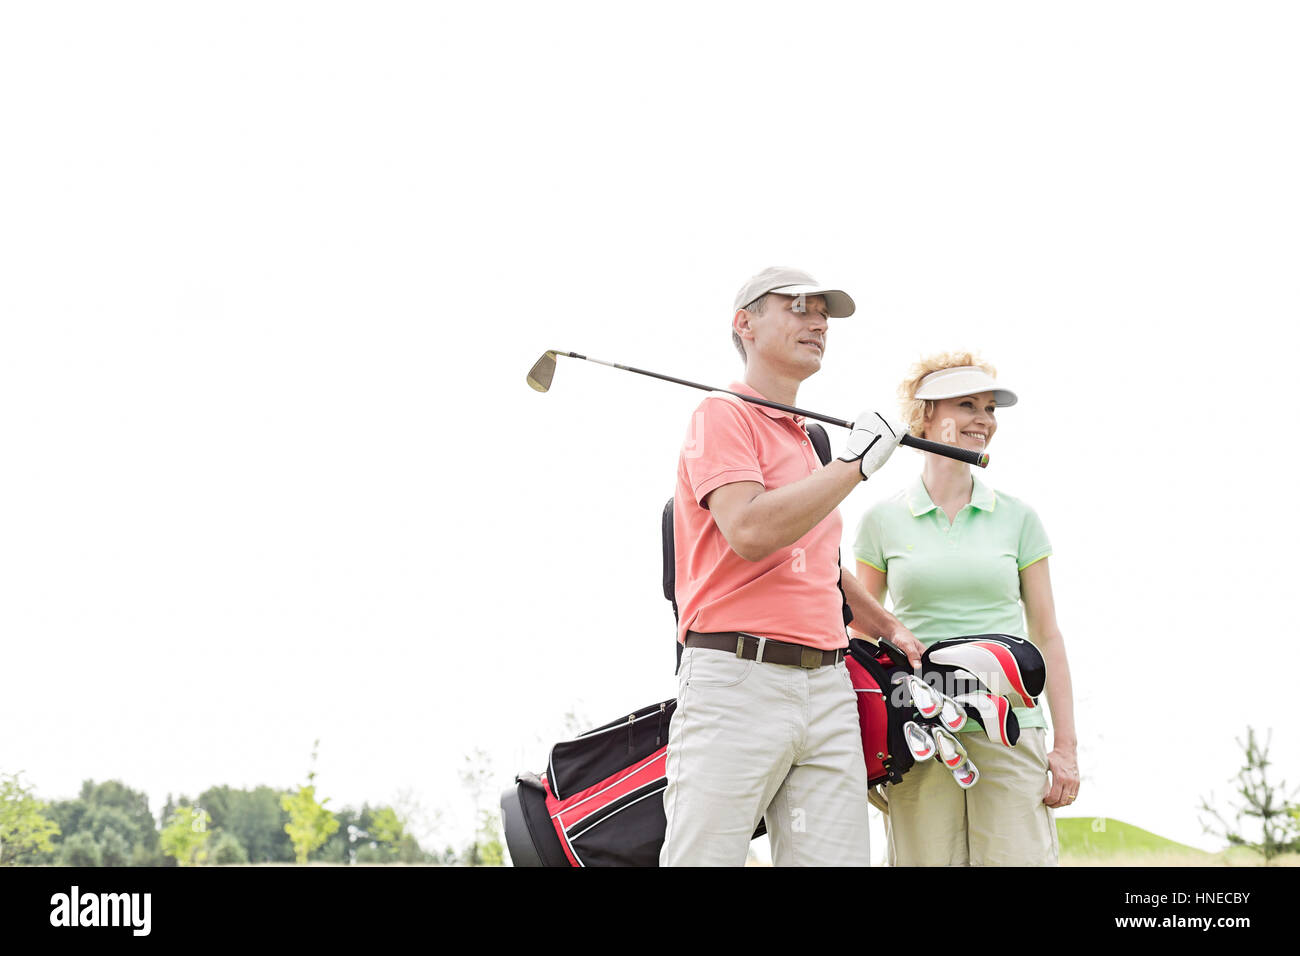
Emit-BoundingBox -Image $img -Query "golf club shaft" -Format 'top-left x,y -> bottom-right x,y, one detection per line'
551,351 -> 989,468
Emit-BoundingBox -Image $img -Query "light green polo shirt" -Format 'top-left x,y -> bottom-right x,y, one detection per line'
853,474 -> 1052,733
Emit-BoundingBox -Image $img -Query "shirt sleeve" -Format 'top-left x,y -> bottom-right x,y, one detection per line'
682,395 -> 765,508
852,507 -> 887,573
1017,502 -> 1053,570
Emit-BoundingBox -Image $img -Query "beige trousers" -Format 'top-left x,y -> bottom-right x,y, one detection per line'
660,645 -> 872,867
884,726 -> 1059,866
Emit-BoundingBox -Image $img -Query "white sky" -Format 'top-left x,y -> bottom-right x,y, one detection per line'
2,2 -> 1297,858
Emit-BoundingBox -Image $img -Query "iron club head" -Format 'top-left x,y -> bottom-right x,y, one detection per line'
951,757 -> 980,790
526,350 -> 560,392
903,720 -> 936,762
932,726 -> 969,769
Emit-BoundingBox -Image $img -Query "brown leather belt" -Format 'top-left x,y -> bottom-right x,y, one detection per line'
684,631 -> 846,669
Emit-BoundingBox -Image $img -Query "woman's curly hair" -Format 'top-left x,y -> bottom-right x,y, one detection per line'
898,351 -> 999,438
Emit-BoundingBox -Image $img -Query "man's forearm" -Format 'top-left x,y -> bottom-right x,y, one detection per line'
730,459 -> 862,560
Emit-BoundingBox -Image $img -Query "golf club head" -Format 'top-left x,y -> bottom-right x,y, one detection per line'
908,675 -> 942,720
937,690 -> 967,732
904,721 -> 936,761
951,758 -> 980,790
932,726 -> 968,769
527,350 -> 559,392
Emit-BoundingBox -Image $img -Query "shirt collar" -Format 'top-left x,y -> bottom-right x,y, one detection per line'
907,474 -> 998,517
970,474 -> 997,511
905,476 -> 938,517
727,381 -> 804,423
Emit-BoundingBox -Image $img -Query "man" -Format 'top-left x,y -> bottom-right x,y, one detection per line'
661,265 -> 925,867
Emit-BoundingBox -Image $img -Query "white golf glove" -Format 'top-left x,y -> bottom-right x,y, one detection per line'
839,411 -> 903,479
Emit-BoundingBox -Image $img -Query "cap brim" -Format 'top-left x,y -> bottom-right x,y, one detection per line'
765,284 -> 856,318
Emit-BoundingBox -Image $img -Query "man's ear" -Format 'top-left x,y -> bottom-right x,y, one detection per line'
733,308 -> 754,343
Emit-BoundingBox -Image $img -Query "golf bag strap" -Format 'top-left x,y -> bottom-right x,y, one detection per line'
805,422 -> 832,466
661,498 -> 678,618
804,424 -> 853,627
868,785 -> 889,815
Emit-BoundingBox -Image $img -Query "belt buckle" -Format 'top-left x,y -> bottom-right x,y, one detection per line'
800,647 -> 822,669
737,632 -> 766,663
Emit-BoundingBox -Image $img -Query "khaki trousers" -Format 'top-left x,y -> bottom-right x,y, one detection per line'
660,645 -> 872,867
884,726 -> 1059,866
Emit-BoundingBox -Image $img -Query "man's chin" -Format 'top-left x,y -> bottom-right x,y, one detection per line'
792,353 -> 823,377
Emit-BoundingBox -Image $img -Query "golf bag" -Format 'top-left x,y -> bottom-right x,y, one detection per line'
502,700 -> 676,867
846,636 -> 916,787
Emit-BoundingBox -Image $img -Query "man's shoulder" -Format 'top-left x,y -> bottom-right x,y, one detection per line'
681,390 -> 758,446
690,389 -> 753,418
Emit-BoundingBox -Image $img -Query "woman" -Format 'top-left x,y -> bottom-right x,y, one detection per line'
853,353 -> 1079,866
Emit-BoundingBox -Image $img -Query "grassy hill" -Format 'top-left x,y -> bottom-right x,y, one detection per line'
1056,817 -> 1299,867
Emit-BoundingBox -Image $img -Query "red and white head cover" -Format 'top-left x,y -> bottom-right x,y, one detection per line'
923,634 -> 1045,709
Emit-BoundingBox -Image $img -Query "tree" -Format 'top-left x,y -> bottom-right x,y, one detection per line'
60,831 -> 102,867
160,805 -> 212,866
98,828 -> 132,867
1199,726 -> 1299,863
196,785 -> 293,863
27,779 -> 162,867
0,772 -> 60,865
459,749 -> 505,866
315,806 -> 360,864
351,805 -> 417,864
79,780 -> 159,855
280,740 -> 339,864
208,831 -> 250,865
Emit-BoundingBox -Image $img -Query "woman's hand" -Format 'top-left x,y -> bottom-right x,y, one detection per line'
1043,744 -> 1080,808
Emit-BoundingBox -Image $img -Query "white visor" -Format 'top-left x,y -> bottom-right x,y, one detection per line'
914,366 -> 1018,407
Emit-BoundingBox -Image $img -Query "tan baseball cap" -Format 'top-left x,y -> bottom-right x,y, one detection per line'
733,266 -> 856,318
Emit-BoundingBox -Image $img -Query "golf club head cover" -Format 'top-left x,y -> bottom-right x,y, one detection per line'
838,411 -> 903,480
953,691 -> 1020,747
922,634 -> 1045,709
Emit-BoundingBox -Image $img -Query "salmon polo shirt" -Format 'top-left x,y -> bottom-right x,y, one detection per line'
673,382 -> 849,651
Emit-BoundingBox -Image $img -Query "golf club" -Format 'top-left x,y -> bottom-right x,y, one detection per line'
904,721 -> 937,762
937,691 -> 968,733
951,757 -> 980,790
932,726 -> 968,769
906,675 -> 943,720
528,349 -> 990,468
